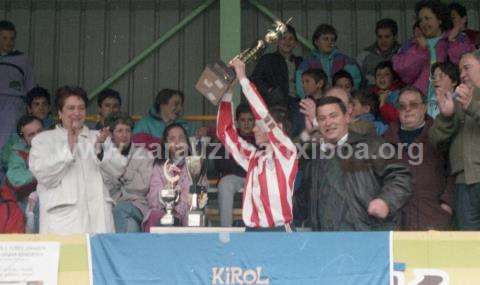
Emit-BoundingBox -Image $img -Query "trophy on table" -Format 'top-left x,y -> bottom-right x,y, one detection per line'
185,138 -> 208,227
158,159 -> 181,226
195,18 -> 292,105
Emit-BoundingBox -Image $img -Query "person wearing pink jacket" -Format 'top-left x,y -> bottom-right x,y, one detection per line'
392,0 -> 474,118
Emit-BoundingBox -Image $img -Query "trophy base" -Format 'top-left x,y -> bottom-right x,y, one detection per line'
187,210 -> 206,227
195,60 -> 236,105
160,213 -> 175,226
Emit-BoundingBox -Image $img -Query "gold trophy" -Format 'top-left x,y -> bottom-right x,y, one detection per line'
195,18 -> 292,105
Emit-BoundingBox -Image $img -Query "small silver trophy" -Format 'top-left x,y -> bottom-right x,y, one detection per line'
185,138 -> 208,227
158,159 -> 180,226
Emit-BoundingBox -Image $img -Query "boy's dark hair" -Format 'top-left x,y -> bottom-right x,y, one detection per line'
269,104 -> 292,137
302,68 -> 328,85
235,103 -> 252,119
312,24 -> 337,47
415,0 -> 452,31
55,85 -> 88,111
374,61 -> 400,82
0,20 -> 15,33
16,115 -> 43,138
375,18 -> 398,36
332,70 -> 354,87
97,88 -> 121,107
26,86 -> 51,107
398,86 -> 427,104
353,90 -> 380,117
104,112 -> 134,133
154,89 -> 184,113
431,61 -> 460,87
315,96 -> 347,114
286,24 -> 298,41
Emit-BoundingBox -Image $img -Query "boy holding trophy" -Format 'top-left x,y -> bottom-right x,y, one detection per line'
216,59 -> 298,231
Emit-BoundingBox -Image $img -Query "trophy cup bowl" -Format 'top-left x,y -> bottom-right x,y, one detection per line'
195,18 -> 291,105
158,188 -> 179,226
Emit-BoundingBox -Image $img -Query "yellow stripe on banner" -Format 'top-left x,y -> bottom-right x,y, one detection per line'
393,231 -> 480,284
0,234 -> 90,285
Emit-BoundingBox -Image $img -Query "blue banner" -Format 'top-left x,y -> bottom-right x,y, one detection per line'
90,232 -> 390,285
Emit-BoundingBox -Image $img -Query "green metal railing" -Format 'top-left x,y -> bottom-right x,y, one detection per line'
89,0 -> 313,101
88,0 -> 216,100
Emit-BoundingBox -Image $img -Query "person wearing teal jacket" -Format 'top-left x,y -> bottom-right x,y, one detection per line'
295,24 -> 362,99
1,86 -> 54,172
2,115 -> 44,233
133,88 -> 196,140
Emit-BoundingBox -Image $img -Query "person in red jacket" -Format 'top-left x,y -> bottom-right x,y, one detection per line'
370,61 -> 403,124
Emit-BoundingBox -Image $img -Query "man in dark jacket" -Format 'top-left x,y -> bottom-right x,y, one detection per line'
301,96 -> 412,231
250,25 -> 303,137
383,87 -> 453,230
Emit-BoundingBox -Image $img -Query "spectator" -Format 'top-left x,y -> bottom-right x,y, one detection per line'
217,59 -> 298,231
29,86 -> 115,234
143,123 -> 208,231
384,87 -> 453,230
93,88 -> 121,130
133,89 -> 194,145
250,24 -> 302,105
357,18 -> 401,85
295,24 -> 362,98
215,104 -> 254,227
0,20 -> 35,153
251,25 -> 303,137
351,90 -> 388,136
449,2 -> 480,48
302,68 -> 327,100
0,115 -> 43,233
370,61 -> 402,124
333,70 -> 354,94
301,96 -> 412,231
100,112 -> 154,233
326,87 -> 376,136
430,50 -> 480,230
1,86 -> 54,172
392,0 -> 474,118
432,61 -> 460,108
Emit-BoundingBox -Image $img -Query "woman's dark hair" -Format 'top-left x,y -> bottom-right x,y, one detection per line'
54,85 -> 88,111
312,24 -> 337,48
104,112 -> 134,133
154,89 -> 184,113
415,0 -> 452,31
431,61 -> 460,87
26,86 -> 51,107
16,115 -> 43,138
155,123 -> 191,165
448,2 -> 467,18
332,70 -> 354,87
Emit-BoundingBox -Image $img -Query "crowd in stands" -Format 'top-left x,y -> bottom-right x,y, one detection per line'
2,0 -> 480,234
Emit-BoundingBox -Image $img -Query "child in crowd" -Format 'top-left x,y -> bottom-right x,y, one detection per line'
370,61 -> 402,124
93,88 -> 121,130
431,61 -> 460,114
295,23 -> 362,98
333,70 -> 354,94
301,68 -> 327,100
351,90 -> 388,136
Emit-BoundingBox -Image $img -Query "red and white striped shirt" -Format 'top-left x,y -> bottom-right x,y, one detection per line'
217,78 -> 298,228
